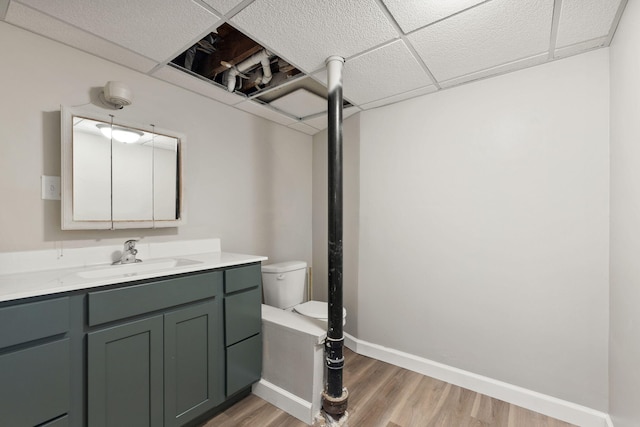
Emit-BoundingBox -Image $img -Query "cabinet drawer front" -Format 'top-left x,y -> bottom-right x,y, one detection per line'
0,297 -> 69,349
225,288 -> 261,346
226,334 -> 262,396
41,414 -> 69,427
88,271 -> 222,326
0,339 -> 70,427
225,263 -> 261,293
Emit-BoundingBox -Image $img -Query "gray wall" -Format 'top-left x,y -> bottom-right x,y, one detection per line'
320,50 -> 610,410
0,22 -> 312,266
609,1 -> 640,425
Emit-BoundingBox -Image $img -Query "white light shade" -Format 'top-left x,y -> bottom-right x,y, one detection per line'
96,123 -> 143,143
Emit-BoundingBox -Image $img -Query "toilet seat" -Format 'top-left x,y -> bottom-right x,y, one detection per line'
293,300 -> 347,321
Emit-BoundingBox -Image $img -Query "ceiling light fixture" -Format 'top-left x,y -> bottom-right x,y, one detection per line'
96,123 -> 144,144
99,81 -> 133,110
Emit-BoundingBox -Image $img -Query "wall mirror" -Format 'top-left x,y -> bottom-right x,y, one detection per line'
61,106 -> 185,230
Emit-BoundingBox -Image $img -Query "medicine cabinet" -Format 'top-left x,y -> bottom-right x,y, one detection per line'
61,106 -> 185,230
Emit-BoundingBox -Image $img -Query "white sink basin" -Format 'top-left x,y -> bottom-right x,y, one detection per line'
77,258 -> 201,279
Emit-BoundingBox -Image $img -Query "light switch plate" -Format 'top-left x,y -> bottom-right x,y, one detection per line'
41,175 -> 61,200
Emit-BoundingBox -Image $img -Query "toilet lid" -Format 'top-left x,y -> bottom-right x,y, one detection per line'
294,301 -> 347,320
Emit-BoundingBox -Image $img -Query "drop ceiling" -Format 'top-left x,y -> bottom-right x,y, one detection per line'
0,0 -> 627,135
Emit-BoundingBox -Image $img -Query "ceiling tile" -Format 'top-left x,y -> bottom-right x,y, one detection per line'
5,2 -> 158,73
554,37 -> 608,58
288,122 -> 319,135
555,0 -> 622,48
303,115 -> 327,130
316,40 -> 433,105
200,0 -> 245,15
439,52 -> 548,88
230,0 -> 399,73
360,85 -> 437,110
17,0 -> 221,62
152,65 -> 245,105
269,89 -> 327,118
407,0 -> 554,82
381,0 -> 487,33
235,100 -> 298,126
304,106 -> 360,130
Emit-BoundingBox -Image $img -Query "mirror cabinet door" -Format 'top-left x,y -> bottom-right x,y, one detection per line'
153,134 -> 179,221
72,117 -> 112,222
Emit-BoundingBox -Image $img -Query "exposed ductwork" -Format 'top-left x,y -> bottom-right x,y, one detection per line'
172,24 -> 302,97
224,49 -> 273,92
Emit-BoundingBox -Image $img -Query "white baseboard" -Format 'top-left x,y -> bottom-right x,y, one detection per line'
252,379 -> 318,425
344,333 -> 609,427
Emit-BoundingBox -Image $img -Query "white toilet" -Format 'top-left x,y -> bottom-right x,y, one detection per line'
261,261 -> 347,325
258,261 -> 346,424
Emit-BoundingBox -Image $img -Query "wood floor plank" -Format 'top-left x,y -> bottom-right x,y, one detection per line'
203,347 -> 578,427
264,411 -> 308,427
387,375 -> 449,426
508,404 -> 575,427
426,384 -> 477,426
470,392 -> 510,426
348,365 -> 423,426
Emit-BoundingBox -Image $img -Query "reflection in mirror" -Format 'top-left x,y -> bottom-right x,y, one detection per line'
62,106 -> 184,230
72,117 -> 111,221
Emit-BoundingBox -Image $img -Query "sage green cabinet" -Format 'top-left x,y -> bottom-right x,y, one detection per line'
227,333 -> 262,396
87,272 -> 224,427
0,297 -> 71,427
164,300 -> 224,426
225,287 -> 261,346
1,262 -> 262,427
224,264 -> 262,397
87,315 -> 164,427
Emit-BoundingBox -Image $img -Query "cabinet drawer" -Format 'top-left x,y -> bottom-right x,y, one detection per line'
225,287 -> 261,346
89,271 -> 222,326
41,414 -> 69,427
226,334 -> 262,396
0,339 -> 70,427
0,297 -> 69,349
225,263 -> 261,293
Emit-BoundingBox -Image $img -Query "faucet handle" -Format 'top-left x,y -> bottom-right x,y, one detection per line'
124,239 -> 138,250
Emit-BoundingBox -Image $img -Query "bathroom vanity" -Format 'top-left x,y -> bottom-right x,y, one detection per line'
0,240 -> 264,427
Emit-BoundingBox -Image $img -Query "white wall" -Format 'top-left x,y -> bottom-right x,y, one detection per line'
609,1 -> 640,425
312,114 -> 360,336
0,22 -> 312,266
357,50 -> 610,410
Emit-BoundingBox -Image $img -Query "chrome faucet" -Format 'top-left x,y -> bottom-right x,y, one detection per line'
113,239 -> 142,265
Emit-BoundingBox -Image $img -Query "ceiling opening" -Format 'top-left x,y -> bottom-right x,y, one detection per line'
171,23 -> 303,97
170,23 -> 351,118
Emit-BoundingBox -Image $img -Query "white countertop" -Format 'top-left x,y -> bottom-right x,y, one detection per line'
0,239 -> 267,303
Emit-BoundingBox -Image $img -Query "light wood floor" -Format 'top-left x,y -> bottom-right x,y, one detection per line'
203,348 -> 576,427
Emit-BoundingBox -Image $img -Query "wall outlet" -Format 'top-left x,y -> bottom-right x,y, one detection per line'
41,175 -> 61,200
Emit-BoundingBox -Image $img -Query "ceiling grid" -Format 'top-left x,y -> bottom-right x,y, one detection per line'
1,0 -> 627,135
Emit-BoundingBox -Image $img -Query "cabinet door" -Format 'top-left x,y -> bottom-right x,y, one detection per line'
0,339 -> 70,427
164,300 -> 224,427
88,316 -> 163,427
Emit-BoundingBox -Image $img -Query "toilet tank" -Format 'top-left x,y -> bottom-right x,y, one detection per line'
261,261 -> 307,310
